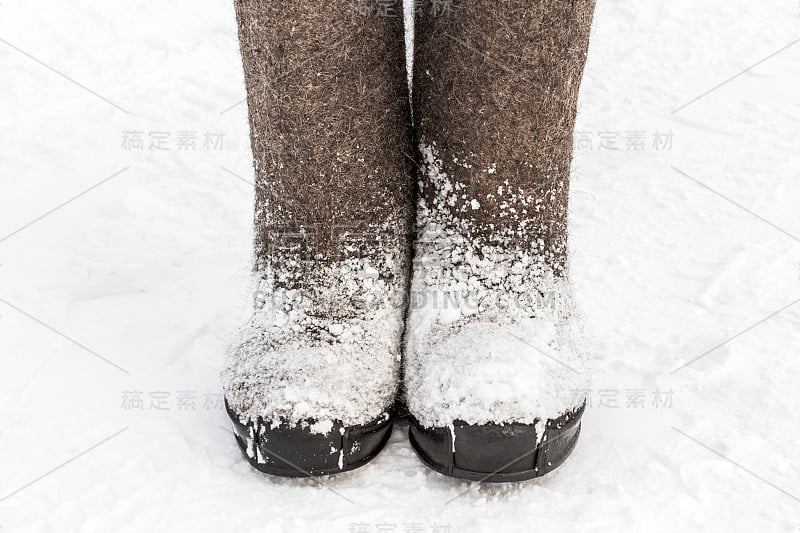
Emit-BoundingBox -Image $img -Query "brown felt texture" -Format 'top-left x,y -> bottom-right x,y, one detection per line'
413,0 -> 596,272
234,1 -> 413,284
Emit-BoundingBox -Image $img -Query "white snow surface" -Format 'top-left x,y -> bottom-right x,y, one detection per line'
2,1 -> 800,532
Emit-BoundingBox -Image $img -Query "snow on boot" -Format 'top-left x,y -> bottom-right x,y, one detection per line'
404,0 -> 596,481
223,1 -> 413,477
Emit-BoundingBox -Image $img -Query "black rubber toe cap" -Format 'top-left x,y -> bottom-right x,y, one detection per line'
408,404 -> 584,482
226,400 -> 394,477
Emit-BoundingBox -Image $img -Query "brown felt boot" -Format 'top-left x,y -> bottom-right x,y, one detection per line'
404,0 -> 596,481
223,0 -> 413,477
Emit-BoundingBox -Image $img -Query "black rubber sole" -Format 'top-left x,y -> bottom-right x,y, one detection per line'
408,404 -> 584,482
226,400 -> 394,477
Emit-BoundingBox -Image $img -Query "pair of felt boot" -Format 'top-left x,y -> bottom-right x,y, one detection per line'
223,0 -> 595,482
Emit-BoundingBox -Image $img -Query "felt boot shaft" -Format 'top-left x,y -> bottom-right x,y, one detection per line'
413,0 -> 596,272
234,1 -> 413,314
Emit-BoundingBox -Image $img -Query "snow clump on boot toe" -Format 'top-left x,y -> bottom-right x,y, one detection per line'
405,317 -> 588,428
224,253 -> 406,431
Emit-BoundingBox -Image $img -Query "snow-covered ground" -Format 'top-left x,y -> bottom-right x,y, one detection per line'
1,0 -> 799,531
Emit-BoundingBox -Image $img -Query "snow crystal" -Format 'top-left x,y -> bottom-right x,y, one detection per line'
309,419 -> 334,435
